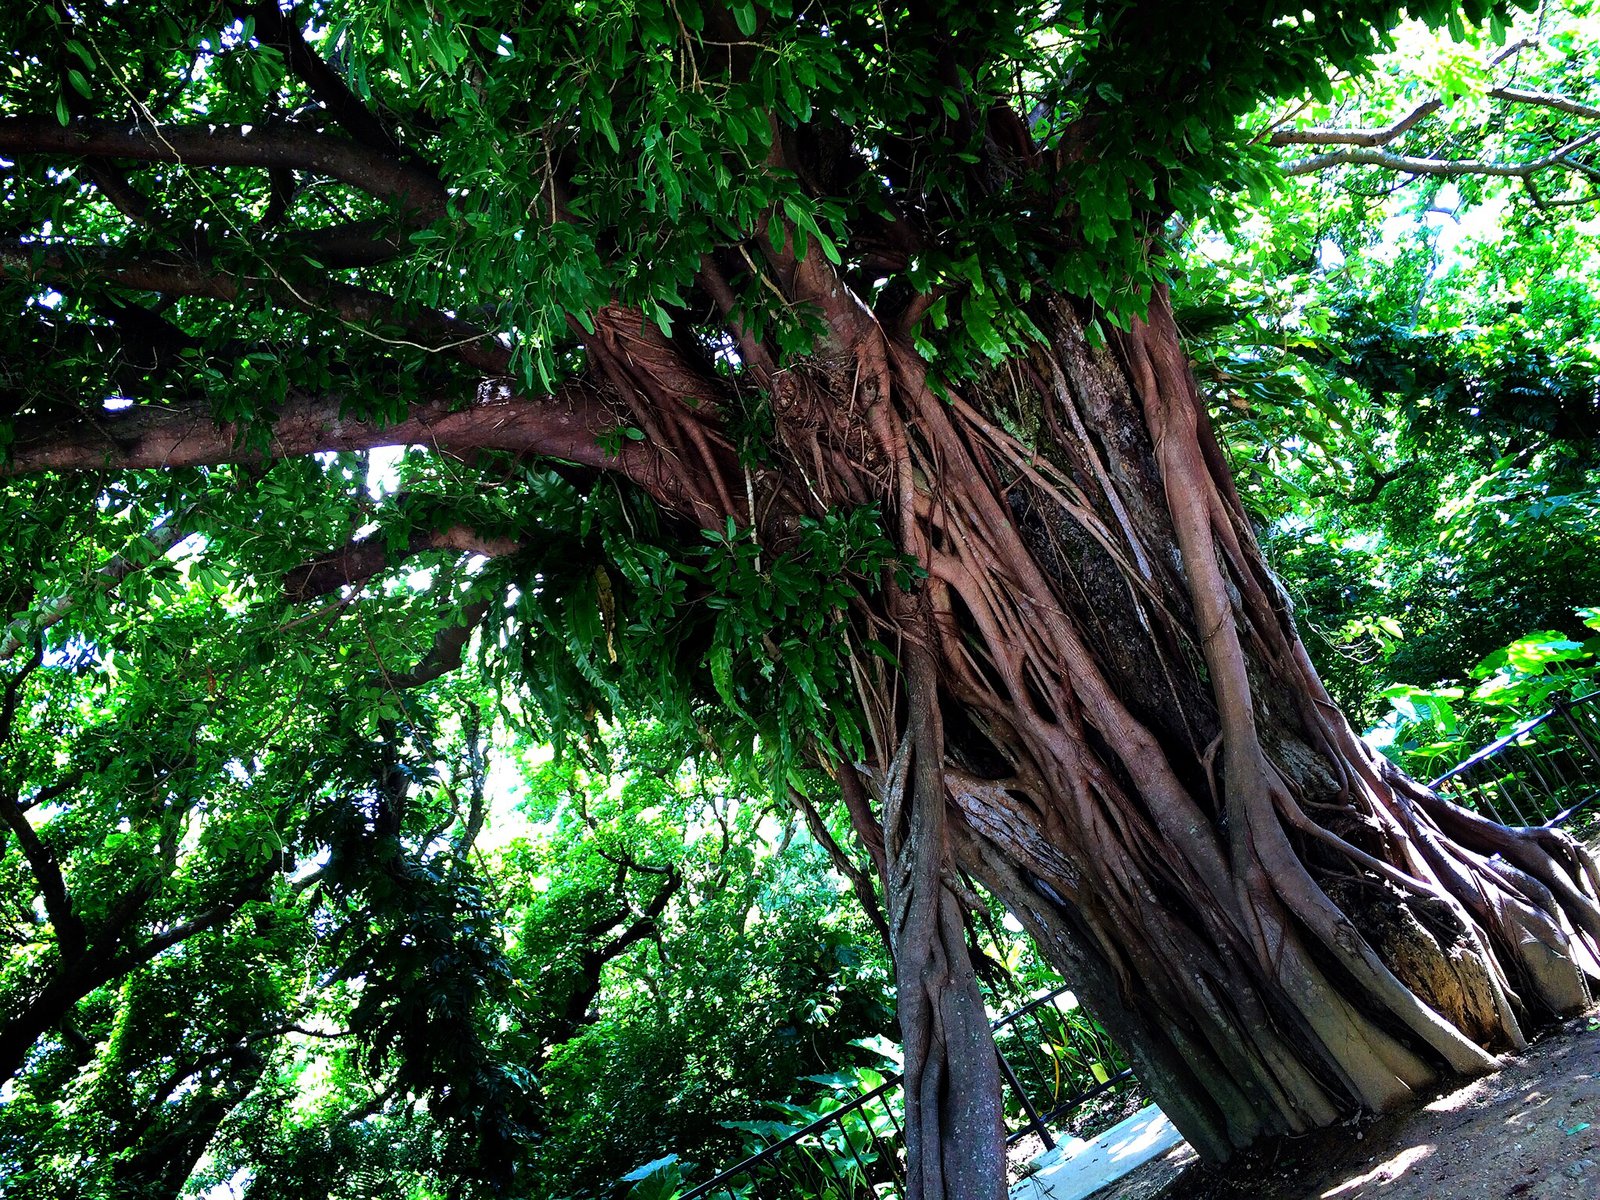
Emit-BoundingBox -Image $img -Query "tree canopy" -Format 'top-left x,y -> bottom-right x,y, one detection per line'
4,0 -> 1600,1197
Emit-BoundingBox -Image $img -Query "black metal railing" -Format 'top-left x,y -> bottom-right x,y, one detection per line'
677,985 -> 1137,1200
678,1072 -> 905,1200
989,986 -> 1134,1151
1428,691 -> 1600,829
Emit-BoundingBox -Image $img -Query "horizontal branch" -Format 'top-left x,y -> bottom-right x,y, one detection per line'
0,240 -> 511,375
1,384 -> 636,479
107,863 -> 281,976
1268,99 -> 1442,148
1488,86 -> 1600,123
0,118 -> 444,215
286,525 -> 521,602
4,245 -> 735,526
1269,84 -> 1600,168
288,217 -> 414,269
1282,129 -> 1600,178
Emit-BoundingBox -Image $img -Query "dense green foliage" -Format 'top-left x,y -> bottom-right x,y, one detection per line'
2,0 -> 1599,1195
1179,1 -> 1600,727
0,623 -> 898,1197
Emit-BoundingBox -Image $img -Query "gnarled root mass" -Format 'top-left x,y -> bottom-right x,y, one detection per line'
822,286 -> 1600,1174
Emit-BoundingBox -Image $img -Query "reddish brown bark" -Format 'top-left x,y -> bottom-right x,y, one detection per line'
1,383 -> 633,477
0,118 -> 444,215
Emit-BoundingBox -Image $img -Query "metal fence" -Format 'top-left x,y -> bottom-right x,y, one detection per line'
990,987 -> 1134,1152
1428,691 -> 1600,829
677,985 -> 1136,1200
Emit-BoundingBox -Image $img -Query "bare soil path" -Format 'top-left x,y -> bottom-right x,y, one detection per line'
1089,1012 -> 1600,1200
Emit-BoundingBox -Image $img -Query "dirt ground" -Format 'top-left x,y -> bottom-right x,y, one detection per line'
1088,1011 -> 1600,1200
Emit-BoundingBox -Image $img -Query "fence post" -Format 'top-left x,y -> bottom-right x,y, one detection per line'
995,1044 -> 1056,1153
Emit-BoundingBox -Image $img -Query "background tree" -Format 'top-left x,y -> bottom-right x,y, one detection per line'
496,733 -> 897,1196
1178,0 -> 1600,727
0,570 -> 542,1196
4,1 -> 1600,1197
0,551 -> 897,1200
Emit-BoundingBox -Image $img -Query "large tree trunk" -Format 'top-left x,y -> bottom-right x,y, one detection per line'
830,286 -> 1600,1169
576,244 -> 1600,1191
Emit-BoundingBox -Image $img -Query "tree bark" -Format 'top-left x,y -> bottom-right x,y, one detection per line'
822,285 -> 1600,1166
676,237 -> 1600,1175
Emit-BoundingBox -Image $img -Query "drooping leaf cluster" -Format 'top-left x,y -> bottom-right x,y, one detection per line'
1,0 -> 1529,427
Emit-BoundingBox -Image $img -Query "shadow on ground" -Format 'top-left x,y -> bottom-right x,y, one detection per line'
1081,1012 -> 1600,1200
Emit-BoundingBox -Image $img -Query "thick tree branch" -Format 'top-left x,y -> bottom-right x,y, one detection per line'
4,320 -> 727,526
105,863 -> 279,977
1486,86 -> 1600,123
82,160 -> 162,227
6,240 -> 734,524
0,118 -> 443,215
550,866 -> 682,1043
0,785 -> 88,961
1267,99 -> 1442,147
382,601 -> 494,690
285,526 -> 520,602
0,382 -> 636,478
240,1 -> 402,154
1268,84 -> 1600,183
287,217 -> 415,268
0,642 -> 42,740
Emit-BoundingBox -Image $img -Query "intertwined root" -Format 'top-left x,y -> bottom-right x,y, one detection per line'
832,289 -> 1600,1172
